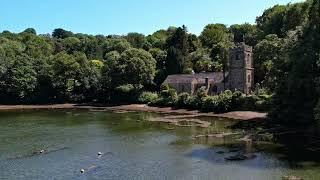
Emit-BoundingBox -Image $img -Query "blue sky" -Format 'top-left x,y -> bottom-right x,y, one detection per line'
1,0 -> 303,36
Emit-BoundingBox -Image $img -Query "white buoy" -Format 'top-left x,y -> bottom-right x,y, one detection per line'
39,150 -> 45,154
80,169 -> 85,173
98,152 -> 102,156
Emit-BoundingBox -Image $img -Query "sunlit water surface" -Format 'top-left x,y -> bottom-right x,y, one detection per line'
0,110 -> 319,180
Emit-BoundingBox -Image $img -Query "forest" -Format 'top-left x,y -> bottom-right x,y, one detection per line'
1,0 -> 320,128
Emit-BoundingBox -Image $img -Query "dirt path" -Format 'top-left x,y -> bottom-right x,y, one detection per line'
0,104 -> 267,121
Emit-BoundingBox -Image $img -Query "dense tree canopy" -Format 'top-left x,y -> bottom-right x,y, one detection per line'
200,24 -> 232,48
1,0 -> 320,130
270,0 -> 320,126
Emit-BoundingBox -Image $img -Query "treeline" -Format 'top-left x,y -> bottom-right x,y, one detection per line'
1,0 -> 319,127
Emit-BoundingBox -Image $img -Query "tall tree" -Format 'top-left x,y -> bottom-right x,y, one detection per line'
270,0 -> 320,125
256,5 -> 287,37
254,34 -> 284,90
165,26 -> 189,74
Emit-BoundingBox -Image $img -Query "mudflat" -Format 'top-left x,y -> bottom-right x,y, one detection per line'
0,104 -> 267,121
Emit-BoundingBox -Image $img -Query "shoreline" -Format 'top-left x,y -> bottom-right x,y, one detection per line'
0,104 -> 267,121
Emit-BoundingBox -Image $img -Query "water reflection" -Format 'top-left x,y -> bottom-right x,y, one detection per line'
0,110 -> 320,179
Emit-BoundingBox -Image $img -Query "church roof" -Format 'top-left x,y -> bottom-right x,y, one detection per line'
164,72 -> 226,84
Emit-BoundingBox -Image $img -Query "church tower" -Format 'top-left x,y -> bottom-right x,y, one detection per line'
228,43 -> 254,94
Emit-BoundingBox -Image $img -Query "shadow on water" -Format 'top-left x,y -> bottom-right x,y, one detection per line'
221,119 -> 320,169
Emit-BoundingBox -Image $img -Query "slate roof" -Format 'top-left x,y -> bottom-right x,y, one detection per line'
163,72 -> 227,84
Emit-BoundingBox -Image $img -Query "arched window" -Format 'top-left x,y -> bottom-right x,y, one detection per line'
248,74 -> 251,83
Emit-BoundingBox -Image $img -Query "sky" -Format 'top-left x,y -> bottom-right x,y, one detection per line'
0,0 -> 303,36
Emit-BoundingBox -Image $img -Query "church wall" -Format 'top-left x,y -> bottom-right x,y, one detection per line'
229,68 -> 245,92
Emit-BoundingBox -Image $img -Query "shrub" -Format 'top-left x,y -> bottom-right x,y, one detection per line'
201,96 -> 217,112
242,95 -> 260,110
196,86 -> 208,100
230,90 -> 245,111
213,91 -> 233,113
201,90 -> 234,113
112,84 -> 140,103
115,84 -> 135,93
255,94 -> 272,111
177,92 -> 190,108
138,92 -> 159,104
151,87 -> 178,106
186,96 -> 201,109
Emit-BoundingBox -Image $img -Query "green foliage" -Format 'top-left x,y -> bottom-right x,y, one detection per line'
149,48 -> 167,69
152,87 -> 178,106
256,5 -> 287,37
200,24 -> 232,48
138,91 -> 159,104
113,84 -> 141,103
177,92 -> 190,107
4,54 -> 37,102
103,38 -> 131,53
0,0 -> 315,123
50,52 -> 80,100
165,26 -> 190,75
229,23 -> 259,46
125,33 -> 147,49
62,37 -> 81,53
269,0 -> 320,125
256,3 -> 309,38
90,60 -> 104,69
52,28 -> 73,39
201,90 -> 233,113
115,48 -> 156,87
147,29 -> 170,49
23,28 -> 37,35
254,34 -> 284,90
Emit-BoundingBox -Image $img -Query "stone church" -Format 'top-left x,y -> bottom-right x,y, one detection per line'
163,42 -> 254,95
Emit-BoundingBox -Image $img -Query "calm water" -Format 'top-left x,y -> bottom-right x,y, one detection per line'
0,110 -> 319,180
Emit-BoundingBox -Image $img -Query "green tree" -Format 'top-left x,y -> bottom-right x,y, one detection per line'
52,28 -> 73,39
112,48 -> 156,87
22,28 -> 37,35
147,29 -> 170,49
21,33 -> 53,59
50,52 -> 80,101
62,37 -> 81,54
103,38 -> 131,54
165,26 -> 189,74
5,54 -> 37,102
149,48 -> 168,87
149,48 -> 167,69
254,34 -> 284,90
256,5 -> 287,37
270,0 -> 320,125
125,33 -> 147,49
199,24 -> 232,48
229,23 -> 259,46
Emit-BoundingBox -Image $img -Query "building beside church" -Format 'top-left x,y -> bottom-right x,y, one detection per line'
163,43 -> 254,95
